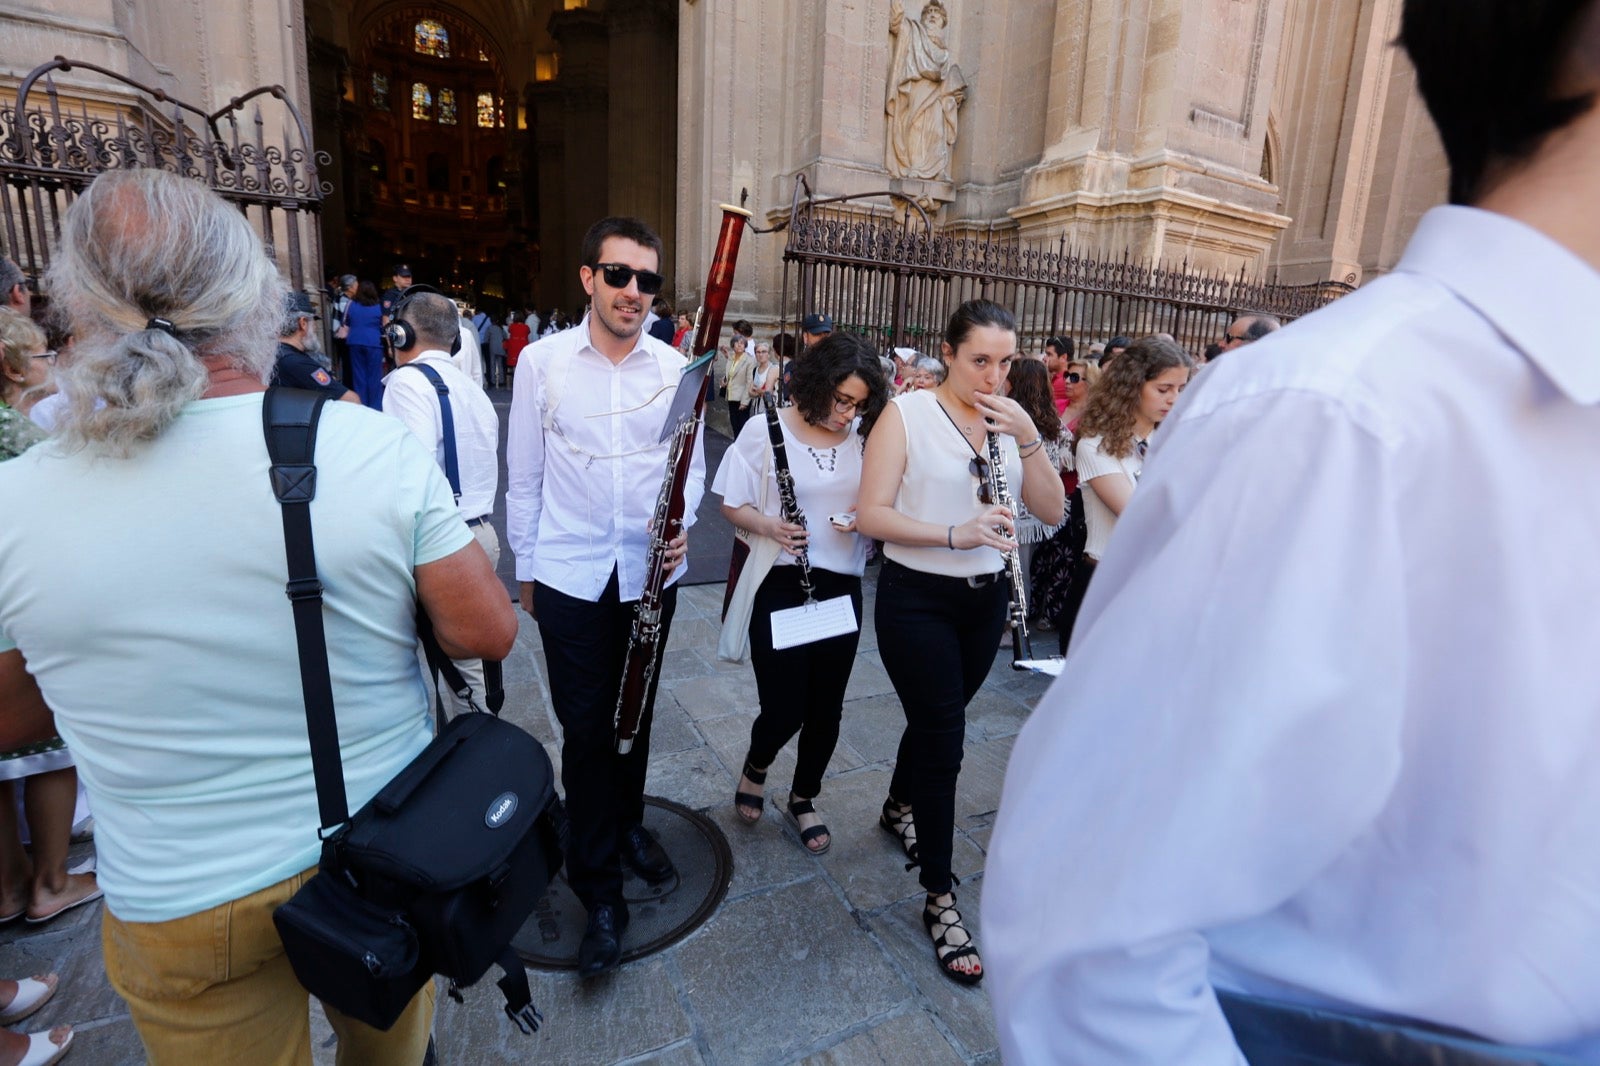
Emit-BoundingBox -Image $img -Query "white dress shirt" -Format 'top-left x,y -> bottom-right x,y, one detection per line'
453,323 -> 485,387
382,350 -> 501,522
984,205 -> 1600,1064
506,315 -> 706,601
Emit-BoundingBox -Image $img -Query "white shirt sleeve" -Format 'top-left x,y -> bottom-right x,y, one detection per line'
710,417 -> 768,511
380,367 -> 443,466
505,351 -> 546,582
983,389 -> 1407,1065
1073,434 -> 1125,482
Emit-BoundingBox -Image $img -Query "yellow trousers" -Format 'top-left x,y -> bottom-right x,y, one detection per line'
101,866 -> 435,1066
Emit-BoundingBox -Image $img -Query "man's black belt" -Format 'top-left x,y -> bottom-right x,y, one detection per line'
466,514 -> 492,528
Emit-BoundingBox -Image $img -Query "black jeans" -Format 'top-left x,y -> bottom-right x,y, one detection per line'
534,569 -> 678,910
874,559 -> 1008,895
746,566 -> 863,798
1057,555 -> 1098,656
729,401 -> 752,439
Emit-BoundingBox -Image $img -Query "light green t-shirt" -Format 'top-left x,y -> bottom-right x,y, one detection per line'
0,394 -> 473,922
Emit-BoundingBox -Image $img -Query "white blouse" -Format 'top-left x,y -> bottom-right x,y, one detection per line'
712,409 -> 869,577
1074,432 -> 1141,561
883,389 -> 1022,578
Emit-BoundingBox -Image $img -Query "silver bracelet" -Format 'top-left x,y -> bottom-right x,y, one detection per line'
947,524 -> 955,550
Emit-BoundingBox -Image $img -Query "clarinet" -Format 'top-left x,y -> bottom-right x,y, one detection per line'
614,204 -> 752,753
763,397 -> 817,604
986,431 -> 1035,666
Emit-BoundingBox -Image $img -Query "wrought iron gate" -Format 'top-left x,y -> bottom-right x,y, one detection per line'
775,177 -> 1352,356
0,57 -> 329,304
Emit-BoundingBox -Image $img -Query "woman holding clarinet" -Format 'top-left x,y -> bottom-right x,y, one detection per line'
714,333 -> 889,854
856,300 -> 1063,985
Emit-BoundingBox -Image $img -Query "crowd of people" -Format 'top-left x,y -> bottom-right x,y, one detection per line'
2,3 -> 1598,1061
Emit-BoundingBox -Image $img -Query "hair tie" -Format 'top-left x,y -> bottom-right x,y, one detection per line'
146,317 -> 178,337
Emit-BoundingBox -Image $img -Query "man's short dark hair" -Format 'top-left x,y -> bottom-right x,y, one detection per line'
1107,335 -> 1132,352
1045,335 -> 1073,357
1241,314 -> 1282,342
1401,0 -> 1600,204
579,217 -> 664,270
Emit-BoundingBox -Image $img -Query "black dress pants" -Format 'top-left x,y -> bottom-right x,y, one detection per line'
874,559 -> 1007,896
745,566 -> 863,798
534,568 -> 678,910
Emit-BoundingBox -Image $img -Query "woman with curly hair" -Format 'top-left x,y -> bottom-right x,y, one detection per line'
1059,335 -> 1193,649
715,332 -> 888,856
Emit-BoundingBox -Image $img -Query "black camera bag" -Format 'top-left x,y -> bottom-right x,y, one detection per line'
262,387 -> 564,1033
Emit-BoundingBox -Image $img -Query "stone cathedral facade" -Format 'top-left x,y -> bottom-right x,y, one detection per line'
0,0 -> 1445,319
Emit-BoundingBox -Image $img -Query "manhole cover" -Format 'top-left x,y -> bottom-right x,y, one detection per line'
514,795 -> 732,969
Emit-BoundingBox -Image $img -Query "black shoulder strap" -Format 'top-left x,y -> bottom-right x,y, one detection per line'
263,387 -> 349,834
402,362 -> 461,502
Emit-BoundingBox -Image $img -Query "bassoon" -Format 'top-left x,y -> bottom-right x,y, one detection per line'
614,204 -> 752,753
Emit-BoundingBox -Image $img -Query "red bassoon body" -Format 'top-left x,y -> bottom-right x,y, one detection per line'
614,204 -> 752,753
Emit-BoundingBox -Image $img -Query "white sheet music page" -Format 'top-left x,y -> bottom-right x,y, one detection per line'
1014,658 -> 1065,676
769,595 -> 858,650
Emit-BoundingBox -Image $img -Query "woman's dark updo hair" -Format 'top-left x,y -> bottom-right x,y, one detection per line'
789,331 -> 889,436
943,298 -> 1017,357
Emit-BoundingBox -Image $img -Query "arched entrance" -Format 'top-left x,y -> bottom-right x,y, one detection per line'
304,0 -> 678,316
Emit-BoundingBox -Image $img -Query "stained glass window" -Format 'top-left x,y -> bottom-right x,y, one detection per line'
478,49 -> 489,62
496,97 -> 505,128
438,88 -> 457,125
371,73 -> 389,110
477,92 -> 495,128
412,83 -> 432,120
414,19 -> 450,57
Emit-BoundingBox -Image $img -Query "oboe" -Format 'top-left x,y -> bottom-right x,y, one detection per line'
763,397 -> 816,603
614,204 -> 752,753
986,431 -> 1034,666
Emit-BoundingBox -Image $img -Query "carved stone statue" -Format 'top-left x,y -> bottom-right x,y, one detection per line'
885,0 -> 966,182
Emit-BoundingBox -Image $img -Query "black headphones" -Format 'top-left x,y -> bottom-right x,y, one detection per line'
384,283 -> 463,356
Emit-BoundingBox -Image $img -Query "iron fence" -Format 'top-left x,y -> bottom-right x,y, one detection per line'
776,183 -> 1352,358
0,57 -> 330,303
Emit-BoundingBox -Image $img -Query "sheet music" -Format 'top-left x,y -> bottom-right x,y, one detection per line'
1013,657 -> 1065,676
769,595 -> 858,650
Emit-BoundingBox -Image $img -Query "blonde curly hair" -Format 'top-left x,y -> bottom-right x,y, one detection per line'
1073,335 -> 1193,459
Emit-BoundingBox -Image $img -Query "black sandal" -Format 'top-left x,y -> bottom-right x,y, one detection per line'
923,893 -> 983,986
879,797 -> 918,869
734,760 -> 767,824
785,793 -> 831,855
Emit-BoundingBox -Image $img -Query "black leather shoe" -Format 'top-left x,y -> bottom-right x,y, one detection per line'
577,903 -> 629,979
619,824 -> 676,882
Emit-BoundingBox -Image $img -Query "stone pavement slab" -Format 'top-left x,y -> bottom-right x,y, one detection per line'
1,560 -> 1053,1065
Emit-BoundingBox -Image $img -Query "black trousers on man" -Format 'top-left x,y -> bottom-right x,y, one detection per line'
534,568 -> 678,910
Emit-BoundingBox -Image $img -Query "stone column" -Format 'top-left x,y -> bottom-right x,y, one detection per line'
606,0 -> 677,277
546,7 -> 610,314
1014,0 -> 1291,269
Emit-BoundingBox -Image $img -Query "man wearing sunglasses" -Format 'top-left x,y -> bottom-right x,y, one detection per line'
1215,313 -> 1280,357
506,216 -> 705,980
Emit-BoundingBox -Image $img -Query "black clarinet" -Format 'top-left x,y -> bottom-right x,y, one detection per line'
986,431 -> 1034,666
763,397 -> 816,603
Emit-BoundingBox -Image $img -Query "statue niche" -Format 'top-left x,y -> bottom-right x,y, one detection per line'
885,0 -> 966,182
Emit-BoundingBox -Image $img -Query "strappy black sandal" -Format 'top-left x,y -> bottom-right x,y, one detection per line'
879,797 -> 918,869
734,760 -> 767,824
923,893 -> 983,986
785,793 -> 831,855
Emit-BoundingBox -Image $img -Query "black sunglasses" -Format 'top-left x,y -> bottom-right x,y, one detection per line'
968,456 -> 994,505
1222,332 -> 1246,344
595,263 -> 665,296
1064,372 -> 1082,384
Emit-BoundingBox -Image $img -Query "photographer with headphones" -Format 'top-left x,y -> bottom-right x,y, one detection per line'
382,289 -> 504,716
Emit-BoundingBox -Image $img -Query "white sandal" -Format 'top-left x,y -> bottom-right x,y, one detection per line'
17,1026 -> 74,1066
0,975 -> 56,1025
